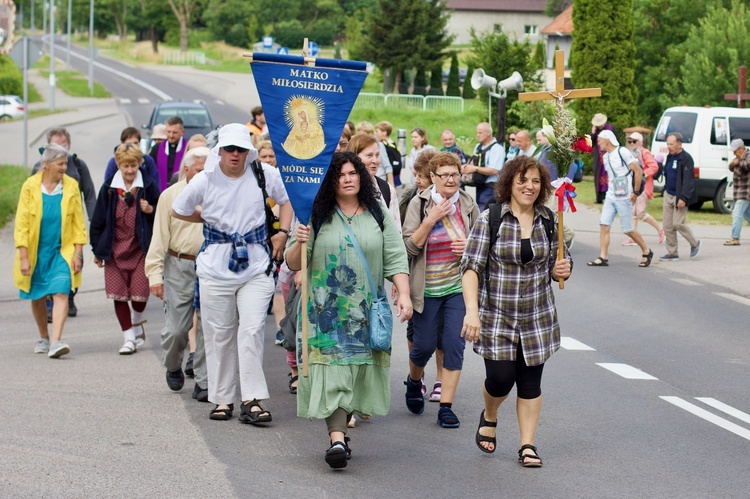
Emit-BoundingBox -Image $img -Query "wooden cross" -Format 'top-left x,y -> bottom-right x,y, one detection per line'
518,50 -> 602,290
724,66 -> 750,109
519,50 -> 601,104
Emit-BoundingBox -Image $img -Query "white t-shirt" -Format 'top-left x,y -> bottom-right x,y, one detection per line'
603,146 -> 637,198
172,162 -> 289,284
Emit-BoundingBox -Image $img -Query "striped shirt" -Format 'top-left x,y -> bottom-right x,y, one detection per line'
424,206 -> 466,297
460,203 -> 571,366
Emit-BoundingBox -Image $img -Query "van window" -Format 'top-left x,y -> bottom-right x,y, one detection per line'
655,112 -> 697,143
711,117 -> 728,145
729,117 -> 750,143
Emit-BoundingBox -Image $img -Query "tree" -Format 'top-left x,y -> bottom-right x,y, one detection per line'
633,0 -> 713,124
462,63 -> 476,100
545,0 -> 572,17
676,0 -> 750,107
428,64 -> 444,95
446,52 -> 461,96
413,66 -> 427,96
570,0 -> 638,135
203,0 -> 258,48
166,0 -> 199,52
343,12 -> 368,61
532,39 -> 546,69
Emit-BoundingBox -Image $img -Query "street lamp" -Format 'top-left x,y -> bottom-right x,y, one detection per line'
471,69 -> 524,146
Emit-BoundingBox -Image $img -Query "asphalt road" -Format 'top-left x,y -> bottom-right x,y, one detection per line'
2,41 -> 749,498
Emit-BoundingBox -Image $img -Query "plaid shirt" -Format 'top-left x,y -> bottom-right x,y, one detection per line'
460,203 -> 570,366
730,149 -> 750,201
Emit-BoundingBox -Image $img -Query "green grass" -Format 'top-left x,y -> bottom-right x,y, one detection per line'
573,179 -> 731,225
0,165 -> 30,228
38,69 -> 111,98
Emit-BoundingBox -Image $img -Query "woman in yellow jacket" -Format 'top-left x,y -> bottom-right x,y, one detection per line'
14,143 -> 88,359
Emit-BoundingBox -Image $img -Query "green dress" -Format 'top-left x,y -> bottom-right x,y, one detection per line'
295,208 -> 408,419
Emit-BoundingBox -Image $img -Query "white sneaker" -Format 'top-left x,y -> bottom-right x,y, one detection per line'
48,341 -> 70,359
34,338 -> 50,354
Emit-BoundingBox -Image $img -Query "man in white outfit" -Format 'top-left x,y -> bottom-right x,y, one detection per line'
172,123 -> 292,424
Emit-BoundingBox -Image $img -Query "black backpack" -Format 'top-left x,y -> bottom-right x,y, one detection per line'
375,176 -> 392,207
485,203 -> 555,286
250,159 -> 280,272
383,141 -> 402,176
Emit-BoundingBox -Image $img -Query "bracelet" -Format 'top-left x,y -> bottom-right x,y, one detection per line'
278,228 -> 290,235
74,252 -> 83,259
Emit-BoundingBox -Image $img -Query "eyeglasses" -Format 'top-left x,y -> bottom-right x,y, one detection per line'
223,145 -> 249,153
509,137 -> 517,141
432,172 -> 460,180
626,139 -> 638,144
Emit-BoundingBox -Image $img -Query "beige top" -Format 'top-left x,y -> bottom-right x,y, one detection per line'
145,179 -> 204,286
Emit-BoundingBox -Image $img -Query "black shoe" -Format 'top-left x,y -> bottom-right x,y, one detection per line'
184,352 -> 195,377
166,369 -> 185,391
67,295 -> 77,317
192,383 -> 209,402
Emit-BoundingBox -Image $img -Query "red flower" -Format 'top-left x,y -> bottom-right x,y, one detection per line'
572,136 -> 593,154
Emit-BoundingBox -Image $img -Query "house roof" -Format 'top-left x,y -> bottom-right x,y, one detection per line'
445,0 -> 547,12
541,5 -> 573,35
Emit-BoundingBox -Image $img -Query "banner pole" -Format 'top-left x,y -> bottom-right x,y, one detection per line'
557,210 -> 564,290
301,241 -> 309,377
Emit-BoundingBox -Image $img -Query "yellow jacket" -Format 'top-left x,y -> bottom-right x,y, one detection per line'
14,172 -> 89,293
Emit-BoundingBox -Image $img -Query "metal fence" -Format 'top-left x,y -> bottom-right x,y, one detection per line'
163,51 -> 206,65
354,93 -> 464,112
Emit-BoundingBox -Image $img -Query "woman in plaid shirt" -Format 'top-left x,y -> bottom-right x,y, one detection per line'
460,156 -> 572,467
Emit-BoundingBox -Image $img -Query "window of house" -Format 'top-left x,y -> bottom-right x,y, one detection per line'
493,24 -> 501,32
524,25 -> 538,35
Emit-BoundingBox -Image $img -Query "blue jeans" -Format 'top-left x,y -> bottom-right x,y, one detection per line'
731,198 -> 750,240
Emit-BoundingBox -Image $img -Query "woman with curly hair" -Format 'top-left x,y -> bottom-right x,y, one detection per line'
460,156 -> 571,467
285,152 -> 412,470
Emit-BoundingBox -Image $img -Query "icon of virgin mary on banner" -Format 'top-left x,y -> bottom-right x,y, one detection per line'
282,96 -> 326,160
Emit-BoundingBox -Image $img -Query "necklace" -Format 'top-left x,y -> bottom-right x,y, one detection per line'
341,205 -> 360,224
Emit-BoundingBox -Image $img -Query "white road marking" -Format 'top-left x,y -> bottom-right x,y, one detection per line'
596,363 -> 658,380
695,397 -> 750,425
661,396 -> 750,441
215,100 -> 225,105
671,278 -> 700,286
714,292 -> 750,307
560,337 -> 596,351
138,98 -> 150,104
48,41 -> 172,101
119,98 -> 131,104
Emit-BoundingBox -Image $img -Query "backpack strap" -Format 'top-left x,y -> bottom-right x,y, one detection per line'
375,176 -> 391,207
485,203 -> 503,286
250,160 -> 276,274
71,154 -> 84,192
419,197 -> 426,224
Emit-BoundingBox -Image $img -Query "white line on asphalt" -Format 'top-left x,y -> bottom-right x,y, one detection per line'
215,100 -> 225,105
138,98 -> 150,104
695,397 -> 750,425
671,278 -> 700,286
661,396 -> 750,441
560,337 -> 596,351
596,363 -> 658,380
714,292 -> 750,307
48,40 -> 172,101
120,98 -> 131,104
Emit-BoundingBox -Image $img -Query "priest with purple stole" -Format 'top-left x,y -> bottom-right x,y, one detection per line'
149,116 -> 187,192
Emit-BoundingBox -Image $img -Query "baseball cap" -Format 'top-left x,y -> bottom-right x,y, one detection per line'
730,138 -> 745,152
598,130 -> 619,147
217,123 -> 254,150
628,132 -> 643,143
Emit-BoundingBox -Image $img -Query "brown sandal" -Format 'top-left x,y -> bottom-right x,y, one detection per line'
724,239 -> 740,246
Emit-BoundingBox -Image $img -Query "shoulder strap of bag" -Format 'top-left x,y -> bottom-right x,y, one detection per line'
375,176 -> 391,207
71,154 -> 85,192
336,207 -> 377,297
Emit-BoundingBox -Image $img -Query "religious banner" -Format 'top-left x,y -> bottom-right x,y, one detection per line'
0,0 -> 17,54
250,53 -> 368,225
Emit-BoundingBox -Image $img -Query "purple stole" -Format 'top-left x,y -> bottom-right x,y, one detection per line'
156,138 -> 186,192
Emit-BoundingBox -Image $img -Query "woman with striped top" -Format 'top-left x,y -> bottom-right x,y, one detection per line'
402,152 -> 479,428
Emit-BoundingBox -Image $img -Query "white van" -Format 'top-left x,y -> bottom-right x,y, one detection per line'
651,106 -> 750,214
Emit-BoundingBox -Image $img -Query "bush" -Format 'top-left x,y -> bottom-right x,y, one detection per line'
428,64 -> 444,96
273,20 -> 306,48
462,63 -> 476,100
0,55 -> 23,96
309,19 -> 338,46
446,52 -> 461,96
164,27 -> 206,49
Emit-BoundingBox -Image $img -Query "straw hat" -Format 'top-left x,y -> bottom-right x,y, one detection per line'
591,113 -> 608,127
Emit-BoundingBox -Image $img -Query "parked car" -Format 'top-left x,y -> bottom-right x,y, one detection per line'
141,100 -> 215,151
651,106 -> 750,214
0,95 -> 25,121
442,67 -> 467,86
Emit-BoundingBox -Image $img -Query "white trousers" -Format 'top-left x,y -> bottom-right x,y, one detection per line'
198,272 -> 274,405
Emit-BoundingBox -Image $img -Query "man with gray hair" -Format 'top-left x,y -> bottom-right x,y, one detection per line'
460,122 -> 505,211
725,138 -> 750,245
145,147 -> 210,398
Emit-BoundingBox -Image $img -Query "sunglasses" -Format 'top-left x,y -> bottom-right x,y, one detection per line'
223,145 -> 249,153
626,139 -> 638,144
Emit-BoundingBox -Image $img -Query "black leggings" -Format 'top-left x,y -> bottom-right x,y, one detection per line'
484,342 -> 544,400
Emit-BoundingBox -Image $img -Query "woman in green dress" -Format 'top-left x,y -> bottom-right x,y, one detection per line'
286,151 -> 412,470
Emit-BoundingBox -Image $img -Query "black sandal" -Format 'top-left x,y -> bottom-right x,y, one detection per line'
639,249 -> 654,268
587,257 -> 609,267
238,399 -> 272,425
209,403 -> 234,421
518,444 -> 543,468
475,410 -> 497,454
288,373 -> 298,394
325,439 -> 350,469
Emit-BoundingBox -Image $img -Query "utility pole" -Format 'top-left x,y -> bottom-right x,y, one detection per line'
66,0 -> 71,68
88,0 -> 93,96
49,0 -> 55,112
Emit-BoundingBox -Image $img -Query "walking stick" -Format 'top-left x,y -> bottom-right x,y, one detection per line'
301,241 -> 309,377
